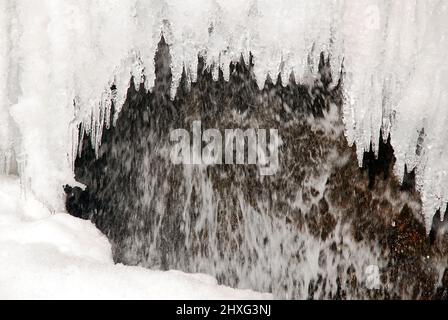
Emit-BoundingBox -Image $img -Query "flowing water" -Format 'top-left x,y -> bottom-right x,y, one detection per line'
66,39 -> 448,299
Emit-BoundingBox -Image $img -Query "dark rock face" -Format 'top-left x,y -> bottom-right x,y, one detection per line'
65,38 -> 448,299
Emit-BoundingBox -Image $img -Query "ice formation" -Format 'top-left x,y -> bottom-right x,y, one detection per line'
0,0 -> 448,228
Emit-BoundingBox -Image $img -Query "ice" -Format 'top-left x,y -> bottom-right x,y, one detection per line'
0,0 -> 448,228
0,176 -> 271,299
340,1 -> 448,228
0,1 -> 18,175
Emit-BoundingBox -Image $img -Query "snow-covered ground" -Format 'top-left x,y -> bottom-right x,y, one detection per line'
0,176 -> 271,300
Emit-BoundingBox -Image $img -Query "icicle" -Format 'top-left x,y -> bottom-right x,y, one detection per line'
1,0 -> 448,228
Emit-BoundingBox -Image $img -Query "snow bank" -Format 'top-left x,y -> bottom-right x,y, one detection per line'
0,0 -> 447,228
0,176 -> 271,299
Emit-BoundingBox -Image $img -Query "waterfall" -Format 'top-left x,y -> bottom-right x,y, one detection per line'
66,40 -> 447,298
1,0 -> 448,299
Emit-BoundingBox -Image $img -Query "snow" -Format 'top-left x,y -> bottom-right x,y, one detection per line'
0,1 -> 447,229
0,176 -> 271,299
